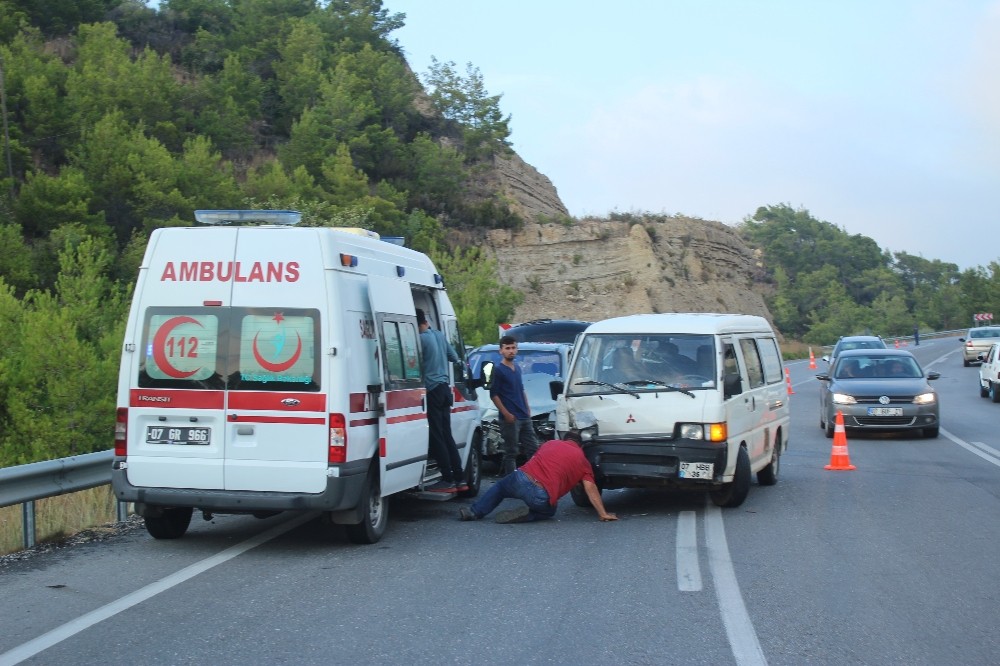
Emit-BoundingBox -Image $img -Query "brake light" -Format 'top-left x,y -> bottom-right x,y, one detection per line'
329,413 -> 347,463
115,408 -> 128,456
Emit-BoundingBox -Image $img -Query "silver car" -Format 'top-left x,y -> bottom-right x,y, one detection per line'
959,326 -> 1000,366
816,349 -> 940,439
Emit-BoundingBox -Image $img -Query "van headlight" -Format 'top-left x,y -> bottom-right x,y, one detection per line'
679,423 -> 727,442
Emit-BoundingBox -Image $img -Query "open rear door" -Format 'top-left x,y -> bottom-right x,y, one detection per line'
368,275 -> 427,495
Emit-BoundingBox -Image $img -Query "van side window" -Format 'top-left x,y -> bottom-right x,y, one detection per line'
723,344 -> 740,376
738,338 -> 765,388
756,337 -> 783,384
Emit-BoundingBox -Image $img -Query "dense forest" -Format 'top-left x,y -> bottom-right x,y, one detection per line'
1,0 -> 998,467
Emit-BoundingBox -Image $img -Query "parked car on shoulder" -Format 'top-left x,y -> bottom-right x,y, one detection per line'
467,341 -> 575,467
978,343 -> 1000,401
821,335 -> 887,365
960,326 -> 1000,366
816,348 -> 940,439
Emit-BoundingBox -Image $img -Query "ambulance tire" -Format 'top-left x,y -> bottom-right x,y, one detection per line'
458,437 -> 482,498
143,507 -> 193,539
710,446 -> 751,508
345,466 -> 388,545
570,483 -> 590,508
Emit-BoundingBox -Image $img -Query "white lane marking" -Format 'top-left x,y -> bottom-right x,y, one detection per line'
0,512 -> 316,666
705,504 -> 768,666
676,511 -> 702,591
943,428 -> 1000,467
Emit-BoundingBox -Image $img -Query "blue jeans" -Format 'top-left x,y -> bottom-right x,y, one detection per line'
469,470 -> 557,521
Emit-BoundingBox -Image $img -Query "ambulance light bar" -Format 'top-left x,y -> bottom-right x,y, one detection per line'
194,210 -> 302,226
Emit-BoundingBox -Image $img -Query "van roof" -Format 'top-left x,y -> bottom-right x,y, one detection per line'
583,313 -> 773,336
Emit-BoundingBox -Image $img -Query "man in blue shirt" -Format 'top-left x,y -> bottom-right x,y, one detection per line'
417,309 -> 467,493
491,335 -> 538,476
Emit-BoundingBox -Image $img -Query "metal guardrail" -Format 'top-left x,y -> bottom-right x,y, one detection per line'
0,449 -> 123,549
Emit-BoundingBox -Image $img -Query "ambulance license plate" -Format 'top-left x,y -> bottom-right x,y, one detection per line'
146,426 -> 211,446
867,407 -> 902,416
679,462 -> 713,480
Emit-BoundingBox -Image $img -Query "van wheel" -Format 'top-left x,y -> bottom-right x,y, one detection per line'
570,482 -> 591,507
991,382 -> 1000,403
757,443 -> 780,486
144,507 -> 193,539
458,438 -> 482,498
710,447 -> 751,508
981,381 -> 990,398
345,468 -> 388,545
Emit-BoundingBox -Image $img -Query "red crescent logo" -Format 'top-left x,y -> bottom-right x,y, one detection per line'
252,331 -> 302,372
152,316 -> 203,378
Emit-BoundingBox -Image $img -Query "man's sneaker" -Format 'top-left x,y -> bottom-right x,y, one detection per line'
495,506 -> 531,524
426,480 -> 457,493
454,480 -> 470,492
458,507 -> 478,521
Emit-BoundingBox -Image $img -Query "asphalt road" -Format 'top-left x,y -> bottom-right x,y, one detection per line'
2,335 -> 999,666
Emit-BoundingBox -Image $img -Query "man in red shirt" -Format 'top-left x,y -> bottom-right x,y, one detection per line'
459,431 -> 618,523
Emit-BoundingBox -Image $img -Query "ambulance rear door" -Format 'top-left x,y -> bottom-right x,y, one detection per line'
368,274 -> 427,495
225,229 -> 328,493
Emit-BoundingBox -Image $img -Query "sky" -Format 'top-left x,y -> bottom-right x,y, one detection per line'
386,1 -> 1000,271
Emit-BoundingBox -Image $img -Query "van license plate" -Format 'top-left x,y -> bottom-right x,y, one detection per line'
679,462 -> 713,480
867,407 -> 902,416
146,426 -> 211,446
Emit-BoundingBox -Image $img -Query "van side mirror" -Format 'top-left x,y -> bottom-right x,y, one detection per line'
550,379 -> 564,400
481,361 -> 495,389
723,372 -> 743,398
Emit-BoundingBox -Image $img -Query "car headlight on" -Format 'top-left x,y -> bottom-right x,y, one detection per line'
832,393 -> 857,405
679,423 -> 727,442
913,392 -> 936,405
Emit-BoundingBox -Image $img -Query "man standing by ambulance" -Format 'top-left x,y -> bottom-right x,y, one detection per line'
491,335 -> 539,476
417,309 -> 467,493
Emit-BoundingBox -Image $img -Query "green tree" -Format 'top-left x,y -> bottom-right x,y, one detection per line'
430,243 -> 522,346
423,57 -> 511,160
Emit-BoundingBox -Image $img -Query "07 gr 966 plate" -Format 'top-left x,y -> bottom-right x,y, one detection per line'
146,426 -> 211,446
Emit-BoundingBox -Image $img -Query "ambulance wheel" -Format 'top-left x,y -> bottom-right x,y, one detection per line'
458,438 -> 482,498
345,468 -> 388,545
144,507 -> 193,539
710,447 -> 751,508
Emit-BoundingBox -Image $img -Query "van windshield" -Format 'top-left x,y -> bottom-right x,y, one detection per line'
566,334 -> 716,395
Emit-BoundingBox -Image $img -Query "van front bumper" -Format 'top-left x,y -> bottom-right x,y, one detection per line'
111,458 -> 369,513
582,437 -> 730,490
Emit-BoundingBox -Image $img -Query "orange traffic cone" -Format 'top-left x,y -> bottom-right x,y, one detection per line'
808,347 -> 817,370
824,411 -> 856,471
785,367 -> 794,394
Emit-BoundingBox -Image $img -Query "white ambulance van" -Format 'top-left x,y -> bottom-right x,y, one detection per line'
552,313 -> 789,508
112,210 -> 482,544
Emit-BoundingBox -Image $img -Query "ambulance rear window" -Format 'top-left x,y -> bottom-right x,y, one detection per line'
137,307 -> 320,391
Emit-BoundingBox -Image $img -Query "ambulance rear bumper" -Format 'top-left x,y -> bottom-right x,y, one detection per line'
111,458 -> 369,513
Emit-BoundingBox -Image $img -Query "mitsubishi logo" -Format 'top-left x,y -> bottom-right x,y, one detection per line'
878,396 -> 890,405
626,414 -> 636,423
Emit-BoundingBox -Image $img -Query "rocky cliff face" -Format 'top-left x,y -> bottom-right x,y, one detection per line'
454,155 -> 777,334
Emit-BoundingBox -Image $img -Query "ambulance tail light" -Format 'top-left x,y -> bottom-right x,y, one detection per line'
115,408 -> 128,456
329,413 -> 347,463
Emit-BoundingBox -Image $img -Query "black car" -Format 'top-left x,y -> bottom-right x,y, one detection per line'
503,319 -> 591,344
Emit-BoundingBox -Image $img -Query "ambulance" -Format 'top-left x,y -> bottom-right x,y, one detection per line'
111,210 -> 482,544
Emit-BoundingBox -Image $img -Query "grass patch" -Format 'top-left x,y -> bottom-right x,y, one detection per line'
0,485 -> 120,556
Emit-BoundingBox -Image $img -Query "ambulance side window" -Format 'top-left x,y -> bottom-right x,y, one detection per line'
381,319 -> 422,388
